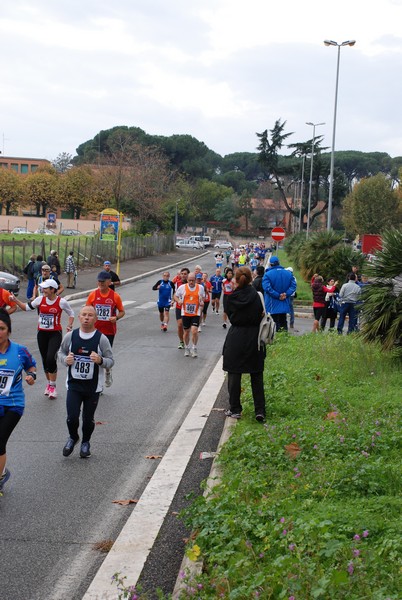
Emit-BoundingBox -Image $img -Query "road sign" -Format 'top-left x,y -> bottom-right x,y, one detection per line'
271,227 -> 286,242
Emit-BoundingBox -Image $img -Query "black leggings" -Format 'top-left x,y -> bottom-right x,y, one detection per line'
66,389 -> 100,443
227,372 -> 265,416
37,330 -> 62,374
0,409 -> 22,455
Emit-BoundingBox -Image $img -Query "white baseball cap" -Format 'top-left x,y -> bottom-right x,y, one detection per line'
39,279 -> 58,290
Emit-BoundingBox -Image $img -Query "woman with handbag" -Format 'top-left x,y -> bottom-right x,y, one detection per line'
222,267 -> 266,422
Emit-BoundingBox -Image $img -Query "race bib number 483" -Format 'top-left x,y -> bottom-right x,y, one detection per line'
72,356 -> 94,380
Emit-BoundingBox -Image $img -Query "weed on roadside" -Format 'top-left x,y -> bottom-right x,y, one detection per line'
181,334 -> 402,599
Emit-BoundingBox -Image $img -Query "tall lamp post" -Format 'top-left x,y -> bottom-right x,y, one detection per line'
324,39 -> 356,230
306,121 -> 325,237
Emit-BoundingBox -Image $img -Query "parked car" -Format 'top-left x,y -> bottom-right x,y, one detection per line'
85,230 -> 97,236
60,229 -> 81,236
214,241 -> 233,249
176,239 -> 204,249
11,227 -> 33,235
34,228 -> 57,235
0,271 -> 20,296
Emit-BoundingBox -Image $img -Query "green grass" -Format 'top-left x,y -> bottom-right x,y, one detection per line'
181,334 -> 402,599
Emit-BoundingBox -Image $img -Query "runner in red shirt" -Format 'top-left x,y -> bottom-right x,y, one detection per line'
86,271 -> 125,388
222,268 -> 235,329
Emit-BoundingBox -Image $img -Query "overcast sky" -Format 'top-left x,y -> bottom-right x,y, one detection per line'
1,0 -> 402,162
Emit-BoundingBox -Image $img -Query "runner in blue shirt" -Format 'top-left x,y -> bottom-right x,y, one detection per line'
152,271 -> 175,332
209,268 -> 224,314
0,309 -> 37,495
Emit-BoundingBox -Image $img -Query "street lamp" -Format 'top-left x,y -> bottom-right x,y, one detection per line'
324,39 -> 356,230
298,154 -> 306,233
306,121 -> 325,237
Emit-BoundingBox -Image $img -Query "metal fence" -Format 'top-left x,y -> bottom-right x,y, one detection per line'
1,233 -> 175,275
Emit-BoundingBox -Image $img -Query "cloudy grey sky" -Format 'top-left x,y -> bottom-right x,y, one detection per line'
1,0 -> 402,161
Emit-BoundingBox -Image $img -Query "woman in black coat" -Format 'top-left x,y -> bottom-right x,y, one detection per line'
223,267 -> 266,422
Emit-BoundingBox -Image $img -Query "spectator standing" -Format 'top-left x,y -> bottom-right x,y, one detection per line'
23,254 -> 36,299
47,250 -> 61,275
337,274 -> 362,334
65,251 -> 76,289
252,265 -> 265,293
223,267 -> 266,422
33,264 -> 64,298
311,275 -> 337,333
32,255 -> 45,289
320,278 -> 339,331
262,256 -> 297,332
102,260 -> 121,291
286,266 -> 297,329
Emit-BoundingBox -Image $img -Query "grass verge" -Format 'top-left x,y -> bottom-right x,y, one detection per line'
180,333 -> 401,599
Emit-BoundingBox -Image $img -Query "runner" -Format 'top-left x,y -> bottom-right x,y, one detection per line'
10,280 -> 74,399
0,309 -> 36,495
174,272 -> 205,358
210,268 -> 223,314
152,271 -> 175,332
86,271 -> 125,388
32,264 -> 64,298
58,305 -> 114,459
201,272 -> 212,327
222,268 -> 235,329
0,288 -> 17,316
172,267 -> 189,349
102,260 -> 121,291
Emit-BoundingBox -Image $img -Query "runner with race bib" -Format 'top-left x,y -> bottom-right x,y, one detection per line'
9,279 -> 74,400
86,271 -> 125,388
58,305 -> 114,459
174,272 -> 205,358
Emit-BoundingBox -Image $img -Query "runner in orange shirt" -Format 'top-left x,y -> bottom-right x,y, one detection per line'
0,288 -> 17,315
174,272 -> 205,358
86,271 -> 125,387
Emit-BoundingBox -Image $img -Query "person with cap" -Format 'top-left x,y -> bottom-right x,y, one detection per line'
9,279 -> 74,399
58,305 -> 114,459
85,271 -> 125,387
102,261 -> 121,291
262,256 -> 297,332
65,251 -> 76,289
32,264 -> 64,298
152,271 -> 175,332
0,308 -> 37,495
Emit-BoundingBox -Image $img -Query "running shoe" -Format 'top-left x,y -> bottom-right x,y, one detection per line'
224,410 -> 241,419
184,347 -> 190,357
198,326 -> 201,332
44,384 -> 50,396
80,442 -> 91,458
48,385 -> 57,399
255,414 -> 266,423
178,341 -> 185,349
105,369 -> 113,387
191,347 -> 198,358
63,437 -> 79,457
162,324 -> 167,332
0,468 -> 11,491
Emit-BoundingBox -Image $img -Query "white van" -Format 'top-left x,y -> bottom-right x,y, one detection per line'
189,235 -> 211,247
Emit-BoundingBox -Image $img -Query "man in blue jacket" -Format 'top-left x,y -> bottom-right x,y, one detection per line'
262,256 -> 297,332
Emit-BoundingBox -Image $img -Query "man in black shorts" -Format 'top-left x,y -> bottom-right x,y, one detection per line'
174,272 -> 205,358
173,267 -> 189,349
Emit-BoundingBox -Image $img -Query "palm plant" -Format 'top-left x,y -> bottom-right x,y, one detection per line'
360,229 -> 402,356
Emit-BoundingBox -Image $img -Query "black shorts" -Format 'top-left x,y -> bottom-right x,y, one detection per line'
313,306 -> 326,320
211,292 -> 221,300
158,305 -> 170,314
182,315 -> 200,330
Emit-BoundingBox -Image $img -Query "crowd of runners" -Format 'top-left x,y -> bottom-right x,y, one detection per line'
0,260 -> 125,495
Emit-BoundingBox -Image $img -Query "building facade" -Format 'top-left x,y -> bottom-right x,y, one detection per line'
0,155 -> 50,174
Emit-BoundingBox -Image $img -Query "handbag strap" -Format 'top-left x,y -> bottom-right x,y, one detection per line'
257,291 -> 266,314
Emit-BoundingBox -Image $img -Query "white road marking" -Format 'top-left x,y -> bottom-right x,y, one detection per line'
82,357 -> 225,599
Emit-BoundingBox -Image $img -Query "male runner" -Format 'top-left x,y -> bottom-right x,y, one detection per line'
152,271 -> 175,331
172,267 -> 189,349
210,268 -> 223,314
174,272 -> 205,358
